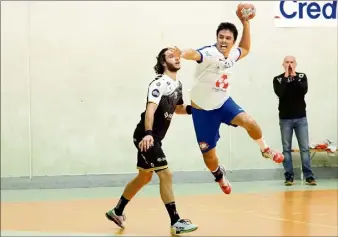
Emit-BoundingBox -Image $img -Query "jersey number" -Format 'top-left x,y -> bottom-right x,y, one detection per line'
215,74 -> 228,89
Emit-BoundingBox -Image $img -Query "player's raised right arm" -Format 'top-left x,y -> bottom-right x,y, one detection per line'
236,20 -> 251,60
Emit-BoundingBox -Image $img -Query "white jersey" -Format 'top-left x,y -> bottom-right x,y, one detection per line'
190,44 -> 241,110
147,74 -> 182,105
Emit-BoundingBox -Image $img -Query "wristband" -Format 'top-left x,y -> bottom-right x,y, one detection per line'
186,105 -> 192,115
145,130 -> 153,136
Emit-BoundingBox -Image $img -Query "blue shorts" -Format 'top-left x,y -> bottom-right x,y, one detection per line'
191,97 -> 244,153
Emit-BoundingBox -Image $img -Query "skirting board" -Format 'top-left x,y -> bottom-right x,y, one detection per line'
1,167 -> 338,190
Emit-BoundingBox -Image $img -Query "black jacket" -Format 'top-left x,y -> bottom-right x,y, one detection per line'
273,72 -> 308,119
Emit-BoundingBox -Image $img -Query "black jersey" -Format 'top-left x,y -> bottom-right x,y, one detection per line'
273,72 -> 308,119
134,74 -> 184,141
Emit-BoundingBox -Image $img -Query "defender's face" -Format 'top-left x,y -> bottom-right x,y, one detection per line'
216,29 -> 235,55
164,50 -> 181,72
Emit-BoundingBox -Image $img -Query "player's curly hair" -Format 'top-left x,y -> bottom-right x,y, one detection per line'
154,47 -> 169,75
216,22 -> 238,41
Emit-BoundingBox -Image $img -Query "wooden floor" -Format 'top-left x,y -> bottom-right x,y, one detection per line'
1,189 -> 337,236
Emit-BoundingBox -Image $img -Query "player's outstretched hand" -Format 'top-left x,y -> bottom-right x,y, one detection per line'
139,135 -> 154,152
170,47 -> 200,61
169,46 -> 182,58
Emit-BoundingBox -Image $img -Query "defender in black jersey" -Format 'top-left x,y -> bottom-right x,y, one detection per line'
105,48 -> 198,235
133,73 -> 184,171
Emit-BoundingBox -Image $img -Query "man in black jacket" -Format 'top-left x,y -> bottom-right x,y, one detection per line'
273,56 -> 316,186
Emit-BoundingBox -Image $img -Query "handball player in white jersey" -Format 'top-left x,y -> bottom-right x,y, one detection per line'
172,6 -> 284,194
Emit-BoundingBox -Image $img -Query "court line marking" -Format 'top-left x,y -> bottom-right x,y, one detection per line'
215,205 -> 337,230
0,230 -> 152,237
256,214 -> 338,229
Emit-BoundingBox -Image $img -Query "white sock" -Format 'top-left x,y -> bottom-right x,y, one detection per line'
211,166 -> 220,173
255,137 -> 268,151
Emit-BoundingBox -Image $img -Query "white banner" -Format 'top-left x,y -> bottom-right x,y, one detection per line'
274,1 -> 337,28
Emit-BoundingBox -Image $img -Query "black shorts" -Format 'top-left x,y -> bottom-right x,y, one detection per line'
133,133 -> 168,172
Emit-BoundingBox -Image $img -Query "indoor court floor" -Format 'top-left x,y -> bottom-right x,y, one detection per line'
1,179 -> 338,236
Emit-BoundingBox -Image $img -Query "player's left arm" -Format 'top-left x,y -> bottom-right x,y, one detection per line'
170,46 -> 214,65
177,48 -> 203,62
236,20 -> 251,61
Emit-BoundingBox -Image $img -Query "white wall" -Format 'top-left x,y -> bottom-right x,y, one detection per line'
1,2 -> 31,177
1,1 -> 337,177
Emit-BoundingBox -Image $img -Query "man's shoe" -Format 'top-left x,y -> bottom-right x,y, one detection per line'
261,147 -> 284,163
305,177 -> 317,186
216,165 -> 232,194
170,219 -> 198,235
284,178 -> 294,186
105,208 -> 126,228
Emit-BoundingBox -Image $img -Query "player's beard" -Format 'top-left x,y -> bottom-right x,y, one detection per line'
167,62 -> 180,72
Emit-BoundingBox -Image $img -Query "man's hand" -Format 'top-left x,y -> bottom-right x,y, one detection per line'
285,64 -> 296,77
236,10 -> 248,23
170,47 -> 201,61
138,135 -> 154,152
290,64 -> 296,77
181,48 -> 201,61
284,67 -> 290,77
169,46 -> 182,58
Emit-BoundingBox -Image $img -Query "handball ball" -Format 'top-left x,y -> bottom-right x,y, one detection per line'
237,3 -> 256,21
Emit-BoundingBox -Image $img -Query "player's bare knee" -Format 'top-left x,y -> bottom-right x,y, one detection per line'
202,148 -> 217,161
137,170 -> 153,185
235,113 -> 256,130
245,118 -> 258,130
156,168 -> 172,182
144,173 -> 153,184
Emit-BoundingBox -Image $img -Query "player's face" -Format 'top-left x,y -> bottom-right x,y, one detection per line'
164,50 -> 181,72
283,56 -> 297,72
216,29 -> 235,55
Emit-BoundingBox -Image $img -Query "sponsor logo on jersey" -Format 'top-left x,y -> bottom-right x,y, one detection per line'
152,89 -> 160,97
164,112 -> 173,121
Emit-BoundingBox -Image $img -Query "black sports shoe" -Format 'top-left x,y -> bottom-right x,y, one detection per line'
305,177 -> 317,186
284,178 -> 294,186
